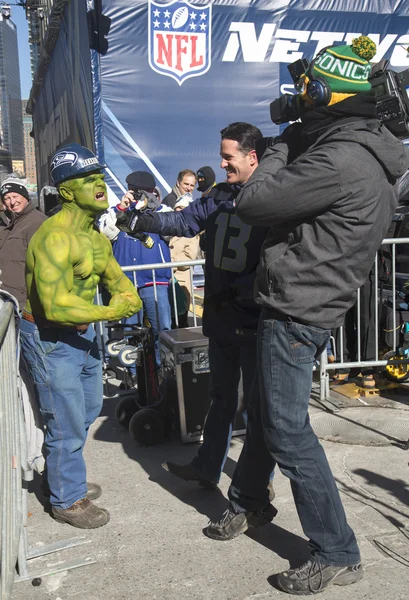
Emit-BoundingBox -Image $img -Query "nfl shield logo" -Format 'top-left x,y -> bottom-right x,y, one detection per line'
148,0 -> 212,86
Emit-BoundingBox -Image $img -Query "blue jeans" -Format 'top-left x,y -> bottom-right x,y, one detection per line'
19,318 -> 103,509
124,284 -> 171,367
229,311 -> 360,566
192,335 -> 257,484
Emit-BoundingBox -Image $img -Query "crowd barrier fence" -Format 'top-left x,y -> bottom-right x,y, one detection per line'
100,247 -> 409,409
97,259 -> 206,370
319,237 -> 409,403
0,299 -> 22,599
0,296 -> 96,600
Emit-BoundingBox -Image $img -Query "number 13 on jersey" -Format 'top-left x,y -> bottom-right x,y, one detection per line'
213,213 -> 252,273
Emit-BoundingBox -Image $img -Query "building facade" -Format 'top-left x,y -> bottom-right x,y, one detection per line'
22,99 -> 37,186
26,1 -> 53,79
0,15 -> 24,164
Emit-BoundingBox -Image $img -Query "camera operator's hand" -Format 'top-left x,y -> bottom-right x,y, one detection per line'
278,122 -> 304,144
119,191 -> 135,209
274,122 -> 305,164
255,137 -> 275,163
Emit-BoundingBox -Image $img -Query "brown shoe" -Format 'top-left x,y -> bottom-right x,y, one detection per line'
42,481 -> 102,501
86,483 -> 102,501
52,498 -> 110,529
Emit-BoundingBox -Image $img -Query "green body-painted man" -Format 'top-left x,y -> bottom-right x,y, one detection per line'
20,143 -> 141,529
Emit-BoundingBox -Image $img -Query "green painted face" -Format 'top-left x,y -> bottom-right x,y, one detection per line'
60,172 -> 109,214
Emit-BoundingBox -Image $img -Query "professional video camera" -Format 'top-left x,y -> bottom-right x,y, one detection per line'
270,56 -> 409,140
369,60 -> 409,140
115,189 -> 156,248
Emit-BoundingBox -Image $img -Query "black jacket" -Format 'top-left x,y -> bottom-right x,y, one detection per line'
162,190 -> 177,209
236,118 -> 409,329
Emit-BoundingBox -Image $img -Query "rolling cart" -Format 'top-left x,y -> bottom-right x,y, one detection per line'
105,323 -> 165,446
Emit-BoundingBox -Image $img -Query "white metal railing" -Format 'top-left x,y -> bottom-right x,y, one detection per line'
97,259 -> 205,369
123,258 -> 205,329
0,294 -> 97,597
319,237 -> 409,402
98,246 -> 409,406
0,298 -> 22,600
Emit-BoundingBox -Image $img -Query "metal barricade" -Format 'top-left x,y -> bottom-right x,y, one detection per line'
0,296 -> 96,598
97,258 -> 206,361
319,237 -> 409,402
0,299 -> 22,599
123,258 -> 205,328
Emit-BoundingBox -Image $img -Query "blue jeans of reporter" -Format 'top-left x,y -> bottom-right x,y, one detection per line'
192,334 -> 257,484
228,310 -> 360,566
19,318 -> 103,509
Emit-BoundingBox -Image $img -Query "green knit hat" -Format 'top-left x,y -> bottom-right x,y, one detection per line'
310,36 -> 377,94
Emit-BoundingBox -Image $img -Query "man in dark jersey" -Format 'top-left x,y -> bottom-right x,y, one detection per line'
123,122 -> 275,518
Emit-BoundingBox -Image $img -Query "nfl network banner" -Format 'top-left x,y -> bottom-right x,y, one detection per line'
28,0 -> 409,192
97,0 -> 409,199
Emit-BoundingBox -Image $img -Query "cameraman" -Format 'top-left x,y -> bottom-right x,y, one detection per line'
117,123 -> 274,493
99,171 -> 172,368
204,38 -> 409,594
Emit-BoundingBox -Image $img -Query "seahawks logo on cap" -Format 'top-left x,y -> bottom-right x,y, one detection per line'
50,151 -> 78,171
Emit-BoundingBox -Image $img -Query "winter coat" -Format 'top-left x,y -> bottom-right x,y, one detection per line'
0,203 -> 47,309
235,118 -> 409,329
133,183 -> 269,344
169,234 -> 200,305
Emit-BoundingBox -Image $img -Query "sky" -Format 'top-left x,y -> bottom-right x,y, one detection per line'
12,5 -> 33,100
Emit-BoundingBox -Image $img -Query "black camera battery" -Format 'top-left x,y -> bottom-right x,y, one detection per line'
160,327 -> 245,444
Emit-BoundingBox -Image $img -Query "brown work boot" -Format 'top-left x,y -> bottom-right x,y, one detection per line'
42,481 -> 102,501
52,498 -> 110,529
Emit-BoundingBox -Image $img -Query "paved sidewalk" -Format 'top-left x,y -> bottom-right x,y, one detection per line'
11,387 -> 409,600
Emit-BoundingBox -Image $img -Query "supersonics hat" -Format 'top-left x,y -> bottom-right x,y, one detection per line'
310,36 -> 377,94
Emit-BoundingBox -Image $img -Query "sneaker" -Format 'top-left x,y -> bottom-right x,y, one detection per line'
162,461 -> 217,490
276,558 -> 363,595
42,481 -> 102,501
52,498 -> 110,529
205,504 -> 278,541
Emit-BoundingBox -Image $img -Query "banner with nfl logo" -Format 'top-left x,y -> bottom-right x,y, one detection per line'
95,0 -> 409,200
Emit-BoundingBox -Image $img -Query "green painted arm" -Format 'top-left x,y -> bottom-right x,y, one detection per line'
100,252 -> 143,314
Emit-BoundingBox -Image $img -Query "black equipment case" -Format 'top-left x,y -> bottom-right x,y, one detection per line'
160,327 -> 246,443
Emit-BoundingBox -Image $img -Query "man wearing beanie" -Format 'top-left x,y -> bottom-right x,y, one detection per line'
205,37 -> 409,594
196,166 -> 216,196
0,177 -> 46,309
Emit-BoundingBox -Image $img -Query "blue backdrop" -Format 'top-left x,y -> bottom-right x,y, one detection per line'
31,0 -> 409,196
